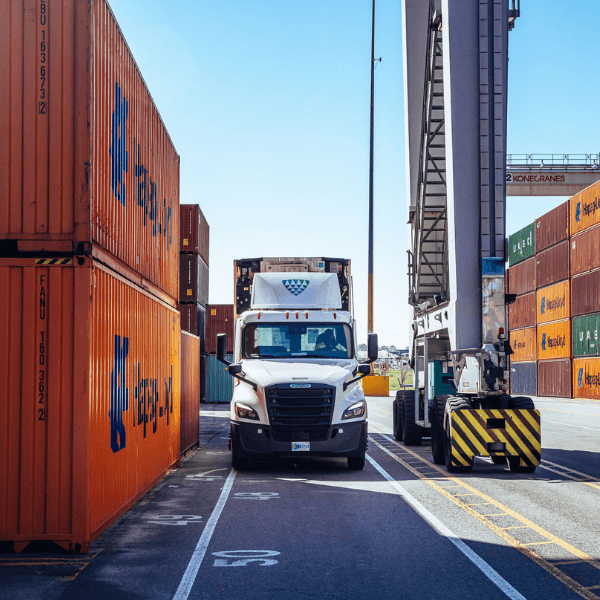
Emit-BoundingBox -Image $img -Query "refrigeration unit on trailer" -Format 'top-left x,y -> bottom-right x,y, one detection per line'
216,268 -> 377,470
398,0 -> 540,473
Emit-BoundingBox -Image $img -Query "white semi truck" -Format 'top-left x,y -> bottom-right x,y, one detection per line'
217,258 -> 377,470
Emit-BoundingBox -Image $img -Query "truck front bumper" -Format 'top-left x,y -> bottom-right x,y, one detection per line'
230,420 -> 368,459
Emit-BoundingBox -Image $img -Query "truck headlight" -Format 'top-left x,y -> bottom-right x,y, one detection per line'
235,402 -> 259,420
342,401 -> 366,420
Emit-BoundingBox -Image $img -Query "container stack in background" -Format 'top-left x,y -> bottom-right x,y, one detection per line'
506,223 -> 537,395
206,304 -> 235,403
179,205 -> 209,403
506,178 -> 600,400
0,0 -> 197,553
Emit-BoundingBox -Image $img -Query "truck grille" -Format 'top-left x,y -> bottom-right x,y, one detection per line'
265,384 -> 335,442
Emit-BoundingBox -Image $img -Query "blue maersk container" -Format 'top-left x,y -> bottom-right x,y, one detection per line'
207,354 -> 234,403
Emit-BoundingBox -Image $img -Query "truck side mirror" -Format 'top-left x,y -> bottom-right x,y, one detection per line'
367,333 -> 378,362
217,334 -> 230,365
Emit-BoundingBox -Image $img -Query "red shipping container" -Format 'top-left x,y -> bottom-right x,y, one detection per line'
0,257 -> 180,553
1,0 -> 180,299
538,359 -> 572,398
180,205 -> 210,266
206,304 -> 235,354
535,201 -> 569,253
570,225 -> 600,277
572,269 -> 600,317
180,332 -> 200,457
179,303 -> 206,353
508,292 -> 536,330
506,257 -> 536,296
536,241 -> 569,290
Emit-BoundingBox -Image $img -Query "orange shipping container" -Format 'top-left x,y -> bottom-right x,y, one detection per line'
1,0 -> 180,299
570,179 -> 600,236
570,225 -> 600,277
536,281 -> 570,324
573,357 -> 600,400
0,257 -> 180,553
509,327 -> 536,362
537,319 -> 571,360
180,331 -> 200,458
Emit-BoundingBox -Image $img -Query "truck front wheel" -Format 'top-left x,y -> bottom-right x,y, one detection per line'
393,393 -> 403,441
430,394 -> 449,464
348,455 -> 366,470
402,390 -> 423,446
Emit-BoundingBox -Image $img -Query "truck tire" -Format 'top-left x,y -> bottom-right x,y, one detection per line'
444,396 -> 473,473
510,396 -> 535,410
402,389 -> 423,446
507,457 -> 536,474
348,455 -> 366,470
430,394 -> 449,465
393,393 -> 403,441
232,456 -> 249,471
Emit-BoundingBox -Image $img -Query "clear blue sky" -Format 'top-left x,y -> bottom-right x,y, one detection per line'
108,0 -> 600,348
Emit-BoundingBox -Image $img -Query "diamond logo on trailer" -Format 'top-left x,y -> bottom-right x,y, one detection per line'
282,279 -> 310,296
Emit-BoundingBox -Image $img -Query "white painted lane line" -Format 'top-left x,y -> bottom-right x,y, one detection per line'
172,469 -> 237,600
366,454 -> 527,600
543,420 -> 600,432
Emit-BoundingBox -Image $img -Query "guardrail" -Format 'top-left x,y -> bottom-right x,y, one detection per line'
507,154 -> 600,167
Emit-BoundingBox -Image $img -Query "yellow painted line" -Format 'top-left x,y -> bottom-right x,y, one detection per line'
541,460 -> 600,491
369,436 -> 600,600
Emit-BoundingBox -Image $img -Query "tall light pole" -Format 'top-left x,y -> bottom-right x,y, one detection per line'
368,0 -> 380,334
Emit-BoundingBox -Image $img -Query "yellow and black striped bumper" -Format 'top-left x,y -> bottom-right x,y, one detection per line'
448,408 -> 541,468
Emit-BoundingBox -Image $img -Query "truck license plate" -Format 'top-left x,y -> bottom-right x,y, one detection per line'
291,442 -> 310,451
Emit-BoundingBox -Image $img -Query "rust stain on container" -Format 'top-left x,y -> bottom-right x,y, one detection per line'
508,292 -> 536,330
535,240 -> 570,290
537,319 -> 571,360
536,281 -> 570,324
538,359 -> 572,398
570,180 -> 600,236
180,332 -> 200,457
506,257 -> 536,296
535,201 -> 569,253
0,257 -> 180,553
571,269 -> 600,317
570,225 -> 600,277
206,304 -> 235,354
509,327 -> 536,363
573,357 -> 600,400
2,0 -> 180,299
180,205 -> 210,267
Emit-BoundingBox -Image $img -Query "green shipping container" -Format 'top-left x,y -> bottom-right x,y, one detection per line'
508,223 -> 536,267
207,354 -> 234,403
572,314 -> 600,357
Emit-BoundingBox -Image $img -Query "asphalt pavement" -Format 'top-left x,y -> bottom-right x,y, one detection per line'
2,396 -> 600,600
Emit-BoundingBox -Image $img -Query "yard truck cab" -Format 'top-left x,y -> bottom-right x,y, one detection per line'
217,268 -> 377,470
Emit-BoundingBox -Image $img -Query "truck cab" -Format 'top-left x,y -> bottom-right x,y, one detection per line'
217,271 -> 377,470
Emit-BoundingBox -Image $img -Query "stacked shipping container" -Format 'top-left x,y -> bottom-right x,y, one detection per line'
179,204 -> 209,401
206,304 -> 235,404
0,0 -> 191,552
506,181 -> 600,399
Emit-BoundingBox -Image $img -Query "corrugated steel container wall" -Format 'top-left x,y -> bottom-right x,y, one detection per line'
536,281 -> 570,325
207,354 -> 234,403
506,257 -> 536,296
179,303 -> 206,353
570,225 -> 600,277
0,258 -> 180,552
535,240 -> 569,290
206,304 -> 235,354
1,0 -> 180,299
535,201 -> 569,253
538,359 -> 572,398
200,354 -> 207,402
180,332 -> 200,457
508,292 -> 536,330
573,358 -> 600,400
179,205 -> 209,266
570,179 -> 600,236
537,319 -> 571,360
179,254 -> 209,306
509,362 -> 537,396
571,269 -> 600,317
508,223 -> 535,267
509,327 -> 536,362
572,313 -> 599,357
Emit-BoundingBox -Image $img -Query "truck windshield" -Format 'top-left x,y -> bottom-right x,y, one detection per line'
242,323 -> 353,359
